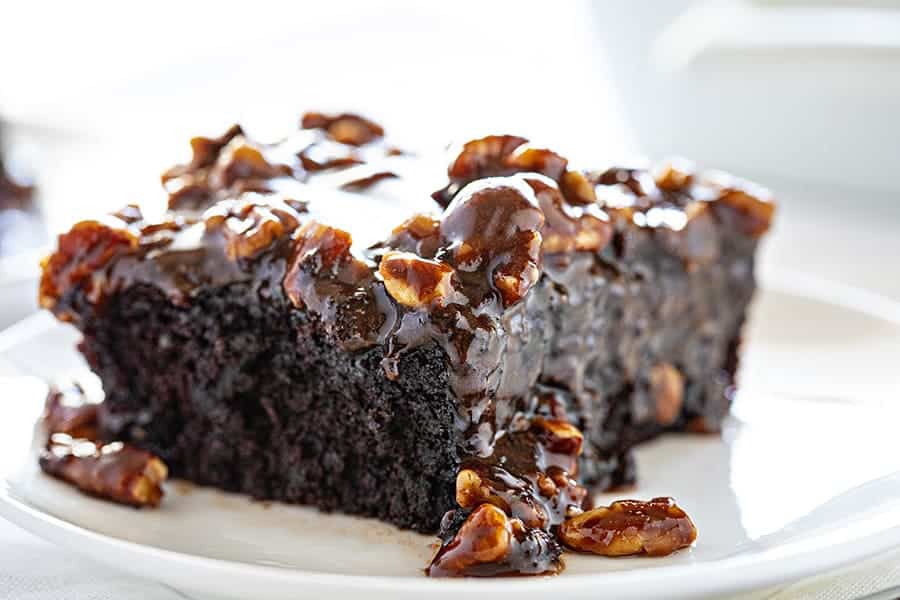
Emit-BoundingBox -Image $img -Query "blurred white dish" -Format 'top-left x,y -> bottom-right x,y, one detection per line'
0,273 -> 899,600
593,0 -> 900,191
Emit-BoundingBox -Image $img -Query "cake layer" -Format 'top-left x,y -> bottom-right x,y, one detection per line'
39,113 -> 774,541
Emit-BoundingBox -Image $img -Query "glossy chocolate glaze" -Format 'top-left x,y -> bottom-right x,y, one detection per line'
39,112 -> 773,576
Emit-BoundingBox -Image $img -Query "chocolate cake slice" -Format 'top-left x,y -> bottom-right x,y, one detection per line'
38,113 -> 773,573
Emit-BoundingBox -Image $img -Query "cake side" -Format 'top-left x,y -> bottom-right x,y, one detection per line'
79,279 -> 461,532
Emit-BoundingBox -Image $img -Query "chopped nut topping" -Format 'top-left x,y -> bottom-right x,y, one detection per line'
386,213 -> 440,253
283,221 -> 373,313
379,251 -> 455,308
559,169 -> 598,205
339,170 -> 398,191
522,174 -> 612,254
714,188 -> 776,238
188,124 -> 245,170
455,469 -> 494,509
428,505 -> 563,577
39,219 -> 138,317
161,125 -> 294,211
447,134 -> 529,183
289,221 -> 354,274
650,362 -> 684,426
560,497 -> 697,557
298,138 -> 364,172
42,384 -> 99,440
433,134 -> 529,207
654,159 -> 695,192
301,112 -> 385,146
203,196 -> 303,259
531,416 -> 584,459
160,125 -> 245,185
209,137 -> 292,191
440,177 -> 544,307
504,145 -> 568,181
40,434 -> 168,508
427,504 -> 512,576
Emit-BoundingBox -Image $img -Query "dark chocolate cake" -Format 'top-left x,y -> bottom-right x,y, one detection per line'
38,112 -> 773,575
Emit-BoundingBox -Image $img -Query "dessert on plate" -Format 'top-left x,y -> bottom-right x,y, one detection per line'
36,112 -> 774,576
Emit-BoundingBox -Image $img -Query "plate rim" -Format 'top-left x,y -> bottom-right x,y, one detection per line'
2,269 -> 900,599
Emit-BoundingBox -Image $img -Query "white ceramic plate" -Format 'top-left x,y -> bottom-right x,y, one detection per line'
1,273 -> 899,600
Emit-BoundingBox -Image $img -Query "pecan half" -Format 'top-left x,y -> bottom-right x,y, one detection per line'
39,219 -> 138,317
440,177 -> 544,306
560,497 -> 697,557
301,112 -> 385,146
650,363 -> 684,426
203,196 -> 304,259
40,434 -> 168,508
378,251 -> 455,308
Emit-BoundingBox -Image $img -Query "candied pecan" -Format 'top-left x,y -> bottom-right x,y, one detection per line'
440,177 -> 544,307
592,166 -> 653,197
713,187 -> 775,238
558,169 -> 598,205
165,176 -> 214,211
384,213 -> 441,257
522,174 -> 612,254
187,124 -> 245,170
42,384 -> 99,440
301,112 -> 384,146
560,497 -> 697,557
455,468 -> 494,509
650,362 -> 684,426
504,145 -> 568,180
378,251 -> 455,308
531,416 -> 584,458
297,138 -> 364,172
428,504 -> 511,576
428,505 -> 563,577
284,221 -> 373,311
339,170 -> 398,191
39,219 -> 138,316
203,196 -> 302,259
161,124 -> 244,183
457,420 -> 588,530
289,221 -> 354,275
447,135 -> 528,182
209,138 -> 292,191
654,159 -> 695,192
40,434 -> 168,508
432,135 -> 528,207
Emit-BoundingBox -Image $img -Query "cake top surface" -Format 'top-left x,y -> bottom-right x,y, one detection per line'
39,111 -> 775,325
